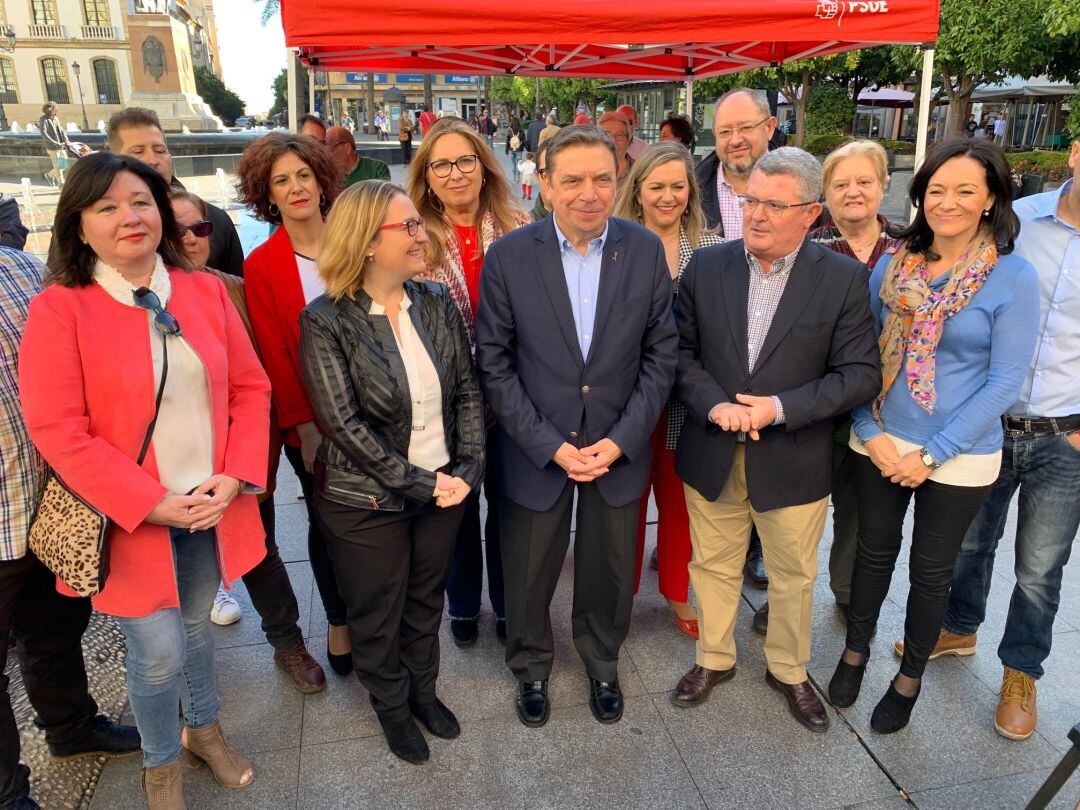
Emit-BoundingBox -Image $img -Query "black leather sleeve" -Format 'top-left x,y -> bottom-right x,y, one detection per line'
443,292 -> 485,490
299,305 -> 437,503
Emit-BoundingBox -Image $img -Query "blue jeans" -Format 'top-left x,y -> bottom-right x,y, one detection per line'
944,432 -> 1080,678
509,150 -> 523,183
116,528 -> 221,768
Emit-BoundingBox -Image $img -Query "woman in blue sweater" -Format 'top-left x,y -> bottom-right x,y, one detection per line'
828,139 -> 1040,733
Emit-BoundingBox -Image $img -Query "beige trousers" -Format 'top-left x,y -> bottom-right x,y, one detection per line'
684,445 -> 828,684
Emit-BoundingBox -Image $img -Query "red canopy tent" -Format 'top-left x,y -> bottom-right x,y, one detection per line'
279,0 -> 940,161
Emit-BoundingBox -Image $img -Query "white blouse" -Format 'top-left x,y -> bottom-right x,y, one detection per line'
849,431 -> 1002,488
295,253 -> 325,304
370,291 -> 449,472
93,257 -> 213,495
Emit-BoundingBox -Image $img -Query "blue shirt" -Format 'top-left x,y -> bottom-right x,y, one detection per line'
1010,179 -> 1080,418
852,251 -> 1040,463
553,216 -> 608,360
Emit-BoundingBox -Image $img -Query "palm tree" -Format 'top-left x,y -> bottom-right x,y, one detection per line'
257,0 -> 279,24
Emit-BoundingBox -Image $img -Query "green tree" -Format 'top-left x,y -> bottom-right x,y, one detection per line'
805,83 -> 854,136
538,79 -> 616,123
774,54 -> 859,147
268,62 -> 310,121
195,66 -> 245,126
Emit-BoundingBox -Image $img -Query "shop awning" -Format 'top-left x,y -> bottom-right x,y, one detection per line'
280,0 -> 939,80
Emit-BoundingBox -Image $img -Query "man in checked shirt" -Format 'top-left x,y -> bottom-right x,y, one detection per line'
670,148 -> 879,732
0,247 -> 139,809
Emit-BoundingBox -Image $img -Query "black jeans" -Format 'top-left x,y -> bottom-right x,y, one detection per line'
1,553 -> 98,808
239,498 -> 305,650
283,444 -> 347,627
314,495 -> 464,721
846,453 -> 991,678
400,139 -> 412,164
445,429 -> 504,620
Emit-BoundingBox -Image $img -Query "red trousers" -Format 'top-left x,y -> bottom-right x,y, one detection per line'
634,414 -> 692,601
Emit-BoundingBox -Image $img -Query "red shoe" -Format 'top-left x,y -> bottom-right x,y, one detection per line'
676,618 -> 699,639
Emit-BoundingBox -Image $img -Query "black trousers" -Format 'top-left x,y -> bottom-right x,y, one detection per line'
500,482 -> 640,684
846,453 -> 991,678
400,139 -> 412,164
239,497 -> 305,651
283,444 -> 348,627
314,495 -> 465,721
445,429 -> 504,620
1,553 -> 97,807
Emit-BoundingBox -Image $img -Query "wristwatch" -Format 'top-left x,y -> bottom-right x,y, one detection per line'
918,448 -> 941,470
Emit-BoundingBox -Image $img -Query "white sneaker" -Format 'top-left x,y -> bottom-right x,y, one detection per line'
210,586 -> 242,626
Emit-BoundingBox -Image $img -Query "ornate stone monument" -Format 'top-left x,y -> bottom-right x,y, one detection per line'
125,3 -> 222,131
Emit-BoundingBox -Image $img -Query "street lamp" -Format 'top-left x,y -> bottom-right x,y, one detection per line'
71,61 -> 90,132
0,25 -> 17,132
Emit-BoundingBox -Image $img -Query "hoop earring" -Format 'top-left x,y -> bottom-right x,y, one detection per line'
427,187 -> 444,212
268,202 -> 279,217
319,193 -> 327,208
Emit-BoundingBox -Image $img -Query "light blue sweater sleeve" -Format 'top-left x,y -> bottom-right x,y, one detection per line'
923,257 -> 1040,462
850,254 -> 888,442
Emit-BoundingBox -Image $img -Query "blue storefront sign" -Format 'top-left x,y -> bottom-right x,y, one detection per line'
343,73 -> 477,85
442,75 -> 475,84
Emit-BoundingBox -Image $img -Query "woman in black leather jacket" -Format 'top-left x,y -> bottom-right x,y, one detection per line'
298,180 -> 484,766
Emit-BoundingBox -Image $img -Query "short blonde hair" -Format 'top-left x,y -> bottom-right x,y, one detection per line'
821,139 -> 889,191
318,179 -> 404,301
613,142 -> 709,248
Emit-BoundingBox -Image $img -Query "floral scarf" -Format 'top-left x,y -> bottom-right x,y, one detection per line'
873,230 -> 998,423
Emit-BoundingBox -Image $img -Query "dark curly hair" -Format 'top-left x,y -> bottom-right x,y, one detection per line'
899,137 -> 1019,260
234,132 -> 341,224
46,151 -> 188,288
659,115 -> 695,149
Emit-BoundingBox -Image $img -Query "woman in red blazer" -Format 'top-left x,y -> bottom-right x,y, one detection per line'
235,132 -> 352,674
19,153 -> 270,809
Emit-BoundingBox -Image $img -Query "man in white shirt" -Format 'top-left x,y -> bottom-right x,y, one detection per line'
616,104 -> 648,160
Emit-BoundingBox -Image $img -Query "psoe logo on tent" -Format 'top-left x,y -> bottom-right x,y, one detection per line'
815,0 -> 890,26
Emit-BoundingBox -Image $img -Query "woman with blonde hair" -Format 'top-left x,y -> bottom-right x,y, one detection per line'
613,142 -> 722,638
299,180 -> 485,764
408,116 -> 528,648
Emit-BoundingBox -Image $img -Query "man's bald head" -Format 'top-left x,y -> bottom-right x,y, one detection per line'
325,125 -> 357,172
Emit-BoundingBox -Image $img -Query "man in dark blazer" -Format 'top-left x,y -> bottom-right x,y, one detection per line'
477,126 -> 677,728
670,148 -> 880,732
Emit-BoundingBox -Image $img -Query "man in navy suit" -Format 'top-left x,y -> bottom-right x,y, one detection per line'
477,126 -> 677,727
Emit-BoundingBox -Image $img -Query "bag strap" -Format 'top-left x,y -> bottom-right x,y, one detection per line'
136,334 -> 168,466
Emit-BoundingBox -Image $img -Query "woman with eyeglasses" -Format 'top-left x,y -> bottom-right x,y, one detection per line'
613,142 -> 722,639
829,139 -> 1040,733
236,133 -> 354,677
19,152 -> 270,809
408,117 -> 528,649
168,189 -> 327,694
299,180 -> 484,764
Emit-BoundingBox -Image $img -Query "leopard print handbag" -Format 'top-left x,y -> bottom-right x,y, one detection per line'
28,334 -> 170,597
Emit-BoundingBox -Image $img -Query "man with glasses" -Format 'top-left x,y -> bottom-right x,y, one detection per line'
670,148 -> 879,732
107,107 -> 245,277
598,110 -> 633,187
324,126 -> 390,187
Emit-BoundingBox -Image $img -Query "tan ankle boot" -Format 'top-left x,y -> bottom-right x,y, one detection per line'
181,720 -> 255,789
141,758 -> 187,810
995,667 -> 1037,741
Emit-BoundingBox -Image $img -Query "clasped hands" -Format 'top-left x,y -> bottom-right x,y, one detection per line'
147,474 -> 242,531
708,394 -> 777,440
433,471 -> 471,508
863,435 -> 932,489
553,438 -> 622,482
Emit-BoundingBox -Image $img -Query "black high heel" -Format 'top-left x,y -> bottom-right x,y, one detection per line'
871,677 -> 921,734
829,650 -> 869,708
326,625 -> 353,677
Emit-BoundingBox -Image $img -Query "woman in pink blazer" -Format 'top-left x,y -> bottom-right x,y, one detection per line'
19,152 -> 270,810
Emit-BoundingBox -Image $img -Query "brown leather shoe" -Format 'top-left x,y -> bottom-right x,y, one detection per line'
274,643 -> 327,694
766,670 -> 830,732
672,664 -> 736,707
995,667 -> 1037,741
893,628 -> 976,660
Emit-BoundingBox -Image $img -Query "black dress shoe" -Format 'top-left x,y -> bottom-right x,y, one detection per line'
828,651 -> 869,708
744,548 -> 768,589
48,715 -> 141,760
871,678 -> 921,734
326,647 -> 353,677
752,601 -> 769,635
377,714 -> 430,764
495,618 -> 507,644
589,678 -> 624,724
410,697 -> 460,739
10,796 -> 40,809
450,618 -> 479,648
516,680 -> 550,727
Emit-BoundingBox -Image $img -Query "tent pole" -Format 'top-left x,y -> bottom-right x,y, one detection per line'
685,78 -> 693,118
914,43 -> 935,172
309,69 -> 316,117
287,51 -> 298,131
